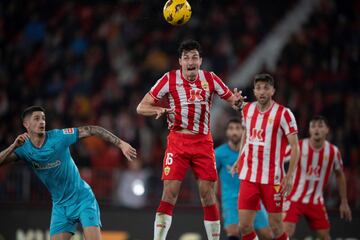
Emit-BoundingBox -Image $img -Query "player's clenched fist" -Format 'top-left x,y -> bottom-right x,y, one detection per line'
13,133 -> 30,147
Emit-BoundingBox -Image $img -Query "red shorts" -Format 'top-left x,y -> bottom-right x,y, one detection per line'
238,180 -> 283,213
161,131 -> 217,181
283,201 -> 330,230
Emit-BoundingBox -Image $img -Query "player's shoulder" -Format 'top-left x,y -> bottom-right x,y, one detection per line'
48,128 -> 76,137
215,143 -> 229,154
326,140 -> 339,152
276,102 -> 294,115
242,101 -> 256,113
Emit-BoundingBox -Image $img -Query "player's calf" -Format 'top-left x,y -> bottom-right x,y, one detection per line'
268,213 -> 287,239
315,229 -> 330,240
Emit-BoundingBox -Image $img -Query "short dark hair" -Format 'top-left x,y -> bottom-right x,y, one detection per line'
21,106 -> 45,121
254,73 -> 274,87
310,115 -> 328,126
226,117 -> 242,128
178,40 -> 202,57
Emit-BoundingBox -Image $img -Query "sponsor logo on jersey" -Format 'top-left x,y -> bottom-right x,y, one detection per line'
188,89 -> 204,103
32,160 -> 61,170
63,128 -> 74,134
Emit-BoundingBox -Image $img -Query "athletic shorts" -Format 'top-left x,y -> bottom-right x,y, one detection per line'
283,200 -> 330,230
222,197 -> 269,229
238,180 -> 283,213
50,191 -> 101,236
161,131 -> 217,181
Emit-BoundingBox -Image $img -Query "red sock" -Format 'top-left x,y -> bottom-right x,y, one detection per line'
156,201 -> 174,216
274,233 -> 288,240
242,231 -> 257,240
203,204 -> 220,221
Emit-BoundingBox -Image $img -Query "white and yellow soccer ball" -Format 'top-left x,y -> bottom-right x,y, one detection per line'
163,0 -> 192,26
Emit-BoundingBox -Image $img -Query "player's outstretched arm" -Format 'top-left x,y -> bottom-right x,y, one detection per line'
136,93 -> 174,119
226,88 -> 247,111
334,168 -> 352,221
78,126 -> 137,161
280,133 -> 300,196
0,133 -> 28,167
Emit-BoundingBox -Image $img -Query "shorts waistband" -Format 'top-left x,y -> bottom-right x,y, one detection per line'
169,130 -> 212,140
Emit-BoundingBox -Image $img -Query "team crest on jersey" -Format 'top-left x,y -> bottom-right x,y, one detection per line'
273,185 -> 281,193
164,166 -> 171,176
63,128 -> 74,134
201,80 -> 209,91
268,118 -> 274,125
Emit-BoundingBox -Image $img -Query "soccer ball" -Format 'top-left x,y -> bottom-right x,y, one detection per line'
163,0 -> 192,26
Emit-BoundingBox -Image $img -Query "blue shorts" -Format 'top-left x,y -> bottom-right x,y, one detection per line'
222,197 -> 269,229
50,192 -> 101,236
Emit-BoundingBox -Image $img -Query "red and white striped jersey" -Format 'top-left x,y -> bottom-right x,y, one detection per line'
285,139 -> 343,204
149,69 -> 232,134
238,101 -> 298,185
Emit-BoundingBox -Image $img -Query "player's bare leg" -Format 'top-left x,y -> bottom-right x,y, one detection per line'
198,180 -> 221,240
238,210 -> 257,239
255,227 -> 273,240
154,180 -> 182,240
315,229 -> 330,240
51,233 -> 72,240
226,224 -> 239,239
283,222 -> 296,237
83,226 -> 102,240
268,213 -> 287,240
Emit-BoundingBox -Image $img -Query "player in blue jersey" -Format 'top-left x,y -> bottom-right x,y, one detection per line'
215,118 -> 272,240
0,106 -> 137,239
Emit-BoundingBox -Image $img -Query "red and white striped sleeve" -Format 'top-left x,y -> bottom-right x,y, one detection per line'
211,72 -> 232,100
333,146 -> 344,170
280,108 -> 298,135
149,73 -> 170,101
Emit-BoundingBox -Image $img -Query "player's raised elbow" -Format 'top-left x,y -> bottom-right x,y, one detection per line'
136,102 -> 144,115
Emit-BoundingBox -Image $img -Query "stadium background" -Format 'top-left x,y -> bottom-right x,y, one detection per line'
0,0 -> 359,239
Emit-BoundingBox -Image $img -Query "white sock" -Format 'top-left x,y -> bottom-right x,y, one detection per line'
154,212 -> 172,240
204,220 -> 221,240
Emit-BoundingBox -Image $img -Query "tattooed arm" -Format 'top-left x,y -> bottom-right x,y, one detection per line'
78,126 -> 137,161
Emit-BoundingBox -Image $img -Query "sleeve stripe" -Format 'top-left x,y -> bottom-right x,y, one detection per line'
150,73 -> 169,99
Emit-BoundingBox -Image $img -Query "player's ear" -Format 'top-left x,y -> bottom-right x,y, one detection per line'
22,114 -> 31,129
271,87 -> 276,96
23,119 -> 29,129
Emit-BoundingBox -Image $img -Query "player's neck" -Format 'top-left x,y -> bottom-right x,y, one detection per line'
30,133 -> 46,148
257,99 -> 273,112
309,138 -> 325,150
228,141 -> 240,151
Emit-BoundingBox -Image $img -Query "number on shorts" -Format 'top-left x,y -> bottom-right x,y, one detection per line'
165,153 -> 173,165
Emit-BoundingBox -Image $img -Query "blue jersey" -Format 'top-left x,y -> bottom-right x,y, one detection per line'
15,128 -> 92,206
215,143 -> 240,201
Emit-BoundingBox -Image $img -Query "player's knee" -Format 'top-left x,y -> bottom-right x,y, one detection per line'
284,223 -> 295,237
239,222 -> 253,234
268,218 -> 283,236
162,187 -> 179,203
199,187 -> 215,204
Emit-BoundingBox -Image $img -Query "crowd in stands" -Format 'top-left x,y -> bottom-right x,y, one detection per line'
0,0 -> 358,210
